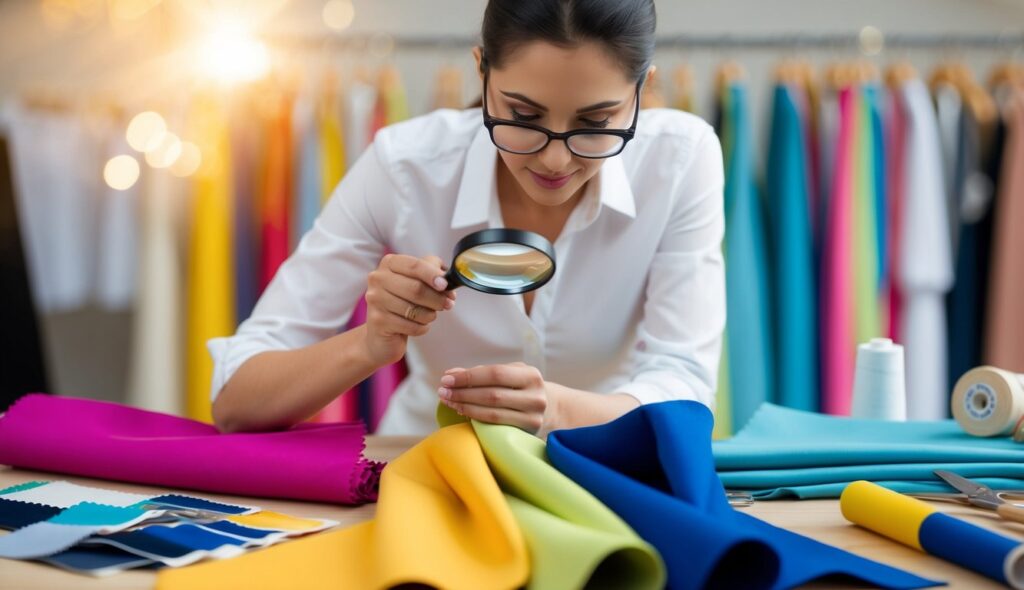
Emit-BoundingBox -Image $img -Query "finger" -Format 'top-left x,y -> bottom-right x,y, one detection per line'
441,364 -> 542,390
373,289 -> 438,325
384,273 -> 450,311
443,400 -> 543,433
439,385 -> 546,413
368,306 -> 430,337
385,254 -> 449,291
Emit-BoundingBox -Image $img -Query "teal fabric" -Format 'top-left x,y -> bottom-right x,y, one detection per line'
722,82 -> 774,430
713,403 -> 1024,498
49,502 -> 150,526
766,84 -> 817,412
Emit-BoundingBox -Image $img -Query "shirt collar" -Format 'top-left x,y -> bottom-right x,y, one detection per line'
451,126 -> 636,230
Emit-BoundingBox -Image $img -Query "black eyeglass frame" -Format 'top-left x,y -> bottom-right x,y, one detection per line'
480,69 -> 644,159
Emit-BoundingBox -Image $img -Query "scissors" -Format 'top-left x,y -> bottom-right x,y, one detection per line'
932,470 -> 1024,524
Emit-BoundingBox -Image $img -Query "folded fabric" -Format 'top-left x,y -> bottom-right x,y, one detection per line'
713,403 -> 1024,498
157,422 -> 530,590
547,401 -> 940,590
0,394 -> 382,504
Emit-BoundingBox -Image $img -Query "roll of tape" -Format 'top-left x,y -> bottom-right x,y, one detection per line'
951,366 -> 1024,437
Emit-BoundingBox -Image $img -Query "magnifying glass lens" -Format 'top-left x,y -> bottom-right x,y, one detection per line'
445,228 -> 556,295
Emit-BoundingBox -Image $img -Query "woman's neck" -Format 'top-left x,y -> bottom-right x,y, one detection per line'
495,159 -> 584,246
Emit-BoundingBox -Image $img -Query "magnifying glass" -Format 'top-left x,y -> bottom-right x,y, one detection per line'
442,228 -> 556,295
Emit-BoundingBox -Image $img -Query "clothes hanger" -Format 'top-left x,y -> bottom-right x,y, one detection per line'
884,60 -> 917,89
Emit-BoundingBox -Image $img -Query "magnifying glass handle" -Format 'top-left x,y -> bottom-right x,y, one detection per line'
442,267 -> 462,290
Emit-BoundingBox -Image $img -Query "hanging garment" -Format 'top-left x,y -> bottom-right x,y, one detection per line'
4,101 -> 99,312
344,77 -> 376,163
985,87 -> 1024,372
867,85 -> 889,303
898,79 -> 954,420
186,95 -> 237,422
934,83 -> 963,247
947,109 -> 1000,390
228,98 -> 262,325
765,84 -> 817,412
127,167 -> 184,415
0,134 -> 49,411
292,90 -> 321,239
885,86 -> 909,342
259,93 -> 294,292
853,88 -> 881,346
547,401 -> 938,590
93,122 -> 139,310
712,88 -> 734,439
820,87 -> 858,415
721,82 -> 773,429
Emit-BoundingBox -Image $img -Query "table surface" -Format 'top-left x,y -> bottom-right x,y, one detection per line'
0,435 -> 1015,589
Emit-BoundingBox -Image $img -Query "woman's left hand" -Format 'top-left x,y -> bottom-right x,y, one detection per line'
438,362 -> 559,436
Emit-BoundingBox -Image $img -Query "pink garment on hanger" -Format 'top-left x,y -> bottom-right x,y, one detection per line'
259,97 -> 293,292
985,89 -> 1024,371
885,89 -> 909,342
821,87 -> 858,415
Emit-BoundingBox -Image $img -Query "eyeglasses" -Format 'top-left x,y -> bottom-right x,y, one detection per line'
481,70 -> 642,159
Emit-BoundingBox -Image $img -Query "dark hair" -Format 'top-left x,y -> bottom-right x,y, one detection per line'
480,0 -> 656,82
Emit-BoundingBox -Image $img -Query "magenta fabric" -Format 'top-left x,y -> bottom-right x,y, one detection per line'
0,395 -> 382,504
820,87 -> 857,415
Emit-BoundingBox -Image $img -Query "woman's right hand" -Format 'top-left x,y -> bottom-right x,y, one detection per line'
362,253 -> 456,367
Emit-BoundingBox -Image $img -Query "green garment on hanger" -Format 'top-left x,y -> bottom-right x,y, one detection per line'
853,88 -> 881,344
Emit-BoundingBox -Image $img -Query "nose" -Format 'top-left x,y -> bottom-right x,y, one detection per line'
536,137 -> 574,173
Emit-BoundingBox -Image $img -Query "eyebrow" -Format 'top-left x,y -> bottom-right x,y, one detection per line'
499,90 -> 623,114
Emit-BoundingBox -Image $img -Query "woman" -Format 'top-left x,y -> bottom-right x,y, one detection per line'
210,0 -> 725,437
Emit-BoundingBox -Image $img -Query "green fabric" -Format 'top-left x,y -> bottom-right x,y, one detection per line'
438,404 -> 665,589
0,480 -> 47,496
714,403 -> 1024,499
853,89 -> 881,343
713,333 -> 733,439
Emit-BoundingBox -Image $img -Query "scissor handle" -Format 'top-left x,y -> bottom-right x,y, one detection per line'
996,502 -> 1024,525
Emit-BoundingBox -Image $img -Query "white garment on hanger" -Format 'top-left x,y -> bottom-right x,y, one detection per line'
934,82 -> 962,250
3,100 -> 99,312
127,167 -> 184,414
898,79 -> 955,420
344,80 -> 376,163
93,124 -> 140,310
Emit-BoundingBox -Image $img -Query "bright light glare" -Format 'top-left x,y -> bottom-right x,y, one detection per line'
104,155 -> 141,190
169,141 -> 202,177
322,0 -> 354,31
126,111 -> 167,152
145,132 -> 183,168
197,23 -> 270,83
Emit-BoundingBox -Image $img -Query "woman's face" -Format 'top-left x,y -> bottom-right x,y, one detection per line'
476,41 -> 643,209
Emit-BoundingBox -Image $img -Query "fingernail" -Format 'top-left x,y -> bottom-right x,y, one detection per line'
433,277 -> 447,290
438,387 -> 451,400
440,375 -> 455,387
443,299 -> 454,310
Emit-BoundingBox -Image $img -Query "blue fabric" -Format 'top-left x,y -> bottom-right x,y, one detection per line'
920,512 -> 1016,586
140,494 -> 251,515
714,403 -> 1024,498
229,114 -> 260,324
0,497 -> 59,529
49,503 -> 148,527
722,82 -> 774,429
145,523 -> 247,551
41,545 -> 156,575
866,85 -> 888,286
766,85 -> 818,412
201,520 -> 277,540
547,401 -> 940,590
295,110 -> 321,239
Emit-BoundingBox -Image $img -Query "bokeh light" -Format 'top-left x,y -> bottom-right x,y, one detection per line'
169,141 -> 202,177
145,131 -> 183,169
197,22 -> 271,84
126,111 -> 168,152
104,155 -> 141,190
322,0 -> 355,31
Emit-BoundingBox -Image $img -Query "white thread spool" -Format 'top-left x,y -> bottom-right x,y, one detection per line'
951,366 -> 1024,437
851,338 -> 907,421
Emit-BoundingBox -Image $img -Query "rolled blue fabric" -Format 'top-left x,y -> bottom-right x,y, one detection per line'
547,401 -> 940,590
919,512 -> 1023,587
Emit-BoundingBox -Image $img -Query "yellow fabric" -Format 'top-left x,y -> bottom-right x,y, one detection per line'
185,95 -> 236,422
156,423 -> 529,590
713,334 -> 733,439
839,480 -> 935,550
227,511 -> 331,533
319,94 -> 346,205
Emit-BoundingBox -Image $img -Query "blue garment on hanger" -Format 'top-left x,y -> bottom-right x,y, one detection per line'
866,85 -> 888,287
229,117 -> 259,324
714,403 -> 1024,499
722,83 -> 774,429
766,85 -> 817,412
295,108 -> 322,239
547,401 -> 940,590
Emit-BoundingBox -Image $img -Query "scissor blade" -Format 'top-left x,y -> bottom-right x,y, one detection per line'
934,470 -> 1004,509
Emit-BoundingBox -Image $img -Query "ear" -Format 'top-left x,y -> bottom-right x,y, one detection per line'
645,65 -> 657,86
472,46 -> 485,80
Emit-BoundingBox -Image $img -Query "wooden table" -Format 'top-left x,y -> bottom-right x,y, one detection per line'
0,436 -> 1013,589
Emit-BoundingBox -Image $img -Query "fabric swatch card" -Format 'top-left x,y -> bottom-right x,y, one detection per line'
0,502 -> 163,559
40,545 -> 157,577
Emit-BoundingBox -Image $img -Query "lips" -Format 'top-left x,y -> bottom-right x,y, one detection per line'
529,170 -> 575,190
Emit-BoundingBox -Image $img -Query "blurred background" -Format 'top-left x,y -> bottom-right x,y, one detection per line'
1,0 -> 1022,435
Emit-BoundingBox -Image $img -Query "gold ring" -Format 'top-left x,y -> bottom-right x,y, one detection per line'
404,305 -> 420,322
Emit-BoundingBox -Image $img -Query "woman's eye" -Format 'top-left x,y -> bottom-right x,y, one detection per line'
580,117 -> 611,129
511,109 -> 540,122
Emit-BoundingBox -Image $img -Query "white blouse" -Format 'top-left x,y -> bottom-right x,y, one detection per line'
208,107 -> 726,435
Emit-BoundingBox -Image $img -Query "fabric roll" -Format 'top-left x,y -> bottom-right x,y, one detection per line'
0,394 -> 381,504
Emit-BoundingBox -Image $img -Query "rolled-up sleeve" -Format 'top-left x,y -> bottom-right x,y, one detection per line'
616,129 -> 726,408
208,142 -> 398,401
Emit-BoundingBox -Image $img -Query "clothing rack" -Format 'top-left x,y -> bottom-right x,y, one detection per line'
263,32 -> 1024,52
